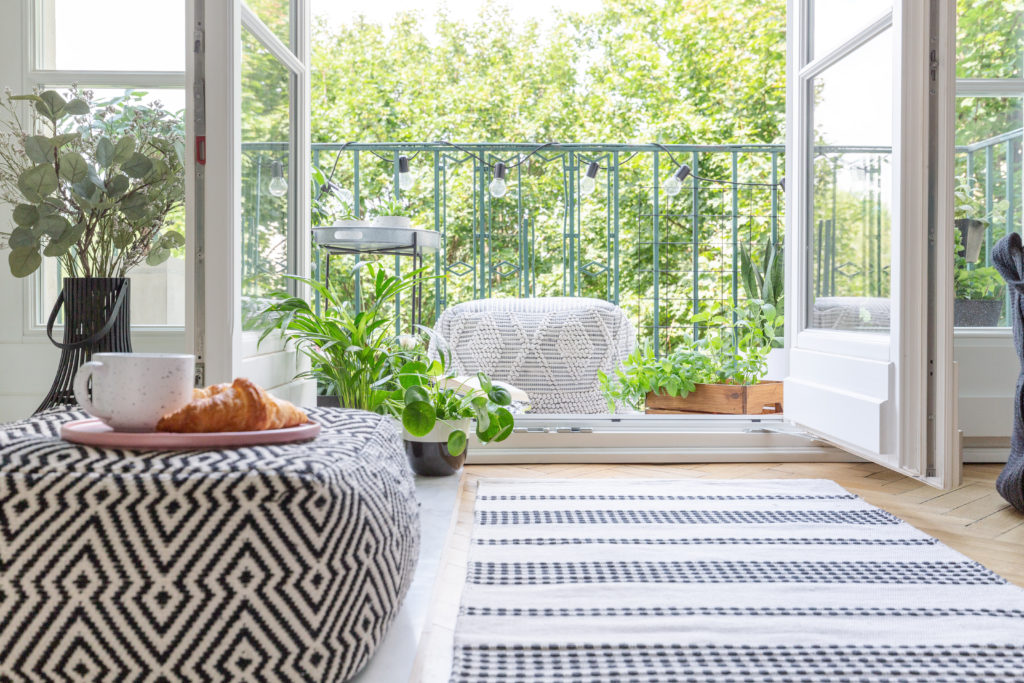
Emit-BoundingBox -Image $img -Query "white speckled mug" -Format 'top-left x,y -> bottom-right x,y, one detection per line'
73,353 -> 195,432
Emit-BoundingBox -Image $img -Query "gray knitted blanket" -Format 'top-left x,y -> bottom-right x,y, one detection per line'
992,233 -> 1024,512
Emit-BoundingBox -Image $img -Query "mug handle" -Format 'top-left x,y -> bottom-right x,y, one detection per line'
73,361 -> 111,419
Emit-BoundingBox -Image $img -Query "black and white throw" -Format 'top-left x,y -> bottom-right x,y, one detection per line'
451,478 -> 1024,682
0,407 -> 419,682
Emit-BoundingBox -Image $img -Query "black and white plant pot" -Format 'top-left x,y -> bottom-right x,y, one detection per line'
37,277 -> 132,413
403,418 -> 472,477
954,298 -> 1002,327
956,218 -> 987,264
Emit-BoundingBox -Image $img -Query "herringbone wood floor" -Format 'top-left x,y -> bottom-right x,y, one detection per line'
411,462 -> 1024,683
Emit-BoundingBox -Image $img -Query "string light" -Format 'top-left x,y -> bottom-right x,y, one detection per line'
397,155 -> 414,191
581,161 -> 600,197
268,161 -> 288,197
489,162 -> 508,198
663,164 -> 690,197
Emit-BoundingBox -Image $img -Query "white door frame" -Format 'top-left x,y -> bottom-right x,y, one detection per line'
186,0 -> 312,401
784,0 -> 958,487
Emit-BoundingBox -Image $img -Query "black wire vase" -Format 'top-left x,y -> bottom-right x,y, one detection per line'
35,277 -> 132,414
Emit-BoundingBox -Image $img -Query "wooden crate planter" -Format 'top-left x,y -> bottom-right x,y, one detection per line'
645,381 -> 783,415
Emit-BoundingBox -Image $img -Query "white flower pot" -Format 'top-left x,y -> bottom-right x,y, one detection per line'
764,347 -> 788,381
402,417 -> 473,443
372,216 -> 412,228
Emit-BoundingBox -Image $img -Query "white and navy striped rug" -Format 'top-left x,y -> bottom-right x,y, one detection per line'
450,478 -> 1024,682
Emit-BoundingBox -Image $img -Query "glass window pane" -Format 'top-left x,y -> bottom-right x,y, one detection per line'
810,0 -> 891,61
809,28 -> 893,333
41,0 -> 185,71
956,0 -> 1024,79
244,0 -> 292,52
954,97 -> 1023,327
241,26 -> 293,330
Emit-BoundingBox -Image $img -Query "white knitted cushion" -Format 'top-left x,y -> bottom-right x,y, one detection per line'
428,297 -> 636,414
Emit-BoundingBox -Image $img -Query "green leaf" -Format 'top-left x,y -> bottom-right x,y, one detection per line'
37,214 -> 70,239
95,137 -> 116,168
17,164 -> 59,202
493,407 -> 514,441
72,178 -> 100,204
12,204 -> 39,227
146,245 -> 170,266
121,152 -> 153,179
477,372 -> 493,392
24,135 -> 55,164
112,135 -> 136,164
447,429 -> 468,456
105,174 -> 130,197
488,386 -> 512,406
63,98 -> 89,116
404,385 -> 430,405
8,247 -> 41,278
402,400 -> 436,436
8,226 -> 37,249
112,229 -> 134,249
35,90 -> 67,121
52,132 -> 80,149
59,151 -> 88,183
159,230 -> 185,248
120,192 -> 149,221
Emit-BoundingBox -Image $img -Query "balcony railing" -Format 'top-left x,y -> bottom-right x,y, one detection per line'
239,132 -> 1022,347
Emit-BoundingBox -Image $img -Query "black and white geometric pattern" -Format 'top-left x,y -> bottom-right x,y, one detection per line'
0,407 -> 419,682
451,478 -> 1024,682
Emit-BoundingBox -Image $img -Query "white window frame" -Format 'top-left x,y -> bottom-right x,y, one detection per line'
19,0 -> 187,340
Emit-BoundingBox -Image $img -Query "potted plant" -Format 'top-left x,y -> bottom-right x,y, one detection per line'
370,195 -> 413,228
0,88 -> 185,411
258,261 -> 434,410
954,241 -> 1004,327
738,236 -> 785,378
954,178 -> 1008,263
395,346 -> 515,476
599,301 -> 783,414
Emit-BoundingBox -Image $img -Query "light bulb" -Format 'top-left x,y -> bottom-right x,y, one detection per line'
398,155 -> 413,191
663,175 -> 682,197
581,161 -> 600,197
489,161 -> 508,199
268,161 -> 287,197
663,164 -> 691,198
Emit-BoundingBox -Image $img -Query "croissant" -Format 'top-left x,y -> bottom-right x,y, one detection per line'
156,378 -> 309,432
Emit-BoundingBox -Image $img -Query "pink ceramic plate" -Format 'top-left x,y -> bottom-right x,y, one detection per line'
60,418 -> 321,449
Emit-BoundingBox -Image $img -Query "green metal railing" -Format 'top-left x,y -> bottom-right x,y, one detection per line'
299,142 -> 786,353
239,132 -> 1023,347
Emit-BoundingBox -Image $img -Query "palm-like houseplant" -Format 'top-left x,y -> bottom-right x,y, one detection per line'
258,262 -> 431,412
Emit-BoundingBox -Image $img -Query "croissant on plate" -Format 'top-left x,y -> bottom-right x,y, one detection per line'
156,377 -> 309,432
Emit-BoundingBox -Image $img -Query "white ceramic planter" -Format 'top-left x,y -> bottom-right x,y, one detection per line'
372,216 -> 412,228
402,418 -> 473,443
764,347 -> 789,381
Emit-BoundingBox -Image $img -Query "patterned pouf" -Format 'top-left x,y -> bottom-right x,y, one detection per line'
429,297 -> 636,413
0,407 -> 419,682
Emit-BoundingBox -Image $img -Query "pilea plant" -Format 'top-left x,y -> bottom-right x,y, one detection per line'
0,88 -> 185,278
396,341 -> 514,456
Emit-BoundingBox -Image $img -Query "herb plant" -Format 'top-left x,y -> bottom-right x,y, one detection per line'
599,300 -> 782,411
955,241 -> 1003,301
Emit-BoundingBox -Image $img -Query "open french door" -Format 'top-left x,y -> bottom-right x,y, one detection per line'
784,0 -> 959,488
185,0 -> 314,404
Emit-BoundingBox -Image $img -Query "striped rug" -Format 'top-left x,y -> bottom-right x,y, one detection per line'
450,478 -> 1024,682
